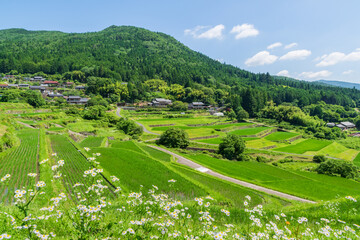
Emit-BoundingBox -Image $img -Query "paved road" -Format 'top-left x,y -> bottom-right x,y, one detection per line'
116,107 -> 160,135
149,145 -> 316,204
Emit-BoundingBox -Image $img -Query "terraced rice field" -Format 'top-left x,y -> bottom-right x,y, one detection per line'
0,129 -> 39,203
80,136 -> 104,148
50,135 -> 113,197
304,142 -> 359,161
90,145 -> 207,199
274,139 -> 332,154
181,153 -> 360,200
353,152 -> 360,167
264,132 -> 298,141
229,127 -> 272,136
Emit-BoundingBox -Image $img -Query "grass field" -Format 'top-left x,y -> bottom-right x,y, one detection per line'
89,146 -> 208,199
50,135 -> 113,197
274,139 -> 332,154
171,164 -> 287,208
353,152 -> 360,167
229,127 -> 272,136
305,142 -> 359,160
80,136 -> 104,148
66,121 -> 95,132
0,129 -> 39,203
264,132 -> 298,141
180,153 -> 360,200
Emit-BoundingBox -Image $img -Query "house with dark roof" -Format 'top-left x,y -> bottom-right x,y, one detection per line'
189,102 -> 206,109
29,86 -> 46,92
8,84 -> 18,88
149,98 -> 172,107
67,96 -> 88,105
18,84 -> 29,88
75,86 -> 86,90
47,93 -> 64,98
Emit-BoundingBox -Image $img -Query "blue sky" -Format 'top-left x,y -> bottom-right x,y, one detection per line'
1,0 -> 360,82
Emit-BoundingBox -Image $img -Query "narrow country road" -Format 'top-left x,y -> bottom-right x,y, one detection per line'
149,145 -> 316,204
17,121 -> 36,129
116,107 -> 160,135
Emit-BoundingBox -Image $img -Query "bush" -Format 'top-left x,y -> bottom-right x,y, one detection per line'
117,118 -> 143,137
313,154 -> 326,163
156,128 -> 189,149
170,101 -> 188,111
236,109 -> 249,122
316,159 -> 359,179
83,106 -> 106,120
218,134 -> 246,161
256,156 -> 269,163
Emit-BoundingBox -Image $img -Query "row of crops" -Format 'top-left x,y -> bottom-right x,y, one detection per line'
49,135 -> 114,198
0,129 -> 39,203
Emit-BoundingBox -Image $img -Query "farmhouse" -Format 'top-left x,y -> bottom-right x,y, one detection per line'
43,81 -> 59,87
8,84 -> 18,88
29,86 -> 46,92
75,86 -> 86,90
47,93 -> 64,98
18,84 -> 29,88
149,98 -> 172,107
0,84 -> 8,88
326,123 -> 336,128
67,96 -> 88,105
189,102 -> 206,109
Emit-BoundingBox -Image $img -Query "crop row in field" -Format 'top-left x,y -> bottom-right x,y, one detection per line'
79,136 -> 104,148
181,153 -> 360,200
0,129 -> 39,203
49,135 -> 113,198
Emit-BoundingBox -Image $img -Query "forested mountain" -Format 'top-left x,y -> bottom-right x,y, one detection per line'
314,80 -> 360,90
1,25 -> 360,109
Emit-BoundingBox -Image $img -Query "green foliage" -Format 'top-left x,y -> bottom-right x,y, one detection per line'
86,95 -> 109,107
218,134 -> 246,161
313,154 -> 327,163
22,91 -> 46,108
156,127 -> 189,149
170,101 -> 188,111
226,109 -> 236,121
236,108 -> 249,122
116,118 -> 143,138
83,105 -> 106,120
316,159 -> 359,179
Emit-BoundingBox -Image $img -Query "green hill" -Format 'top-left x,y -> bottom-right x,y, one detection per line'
1,26 -> 360,108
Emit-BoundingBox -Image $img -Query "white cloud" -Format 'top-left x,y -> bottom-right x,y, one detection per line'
279,49 -> 311,61
267,42 -> 282,49
284,43 -> 298,49
245,51 -> 278,66
343,70 -> 354,75
230,24 -> 259,39
299,70 -> 332,79
316,52 -> 346,67
276,70 -> 290,77
316,49 -> 360,67
184,24 -> 225,40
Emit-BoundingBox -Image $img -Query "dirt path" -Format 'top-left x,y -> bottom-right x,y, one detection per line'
149,145 -> 316,204
116,107 -> 160,135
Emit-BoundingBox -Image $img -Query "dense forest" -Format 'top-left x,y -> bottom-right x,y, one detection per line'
1,25 -> 360,110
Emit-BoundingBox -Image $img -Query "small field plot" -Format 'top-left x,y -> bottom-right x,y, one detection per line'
80,136 -> 104,148
265,132 -> 298,141
353,153 -> 360,167
172,164 -> 288,208
274,139 -> 331,154
0,129 -> 39,203
246,139 -> 278,149
229,127 -> 272,136
305,142 -> 359,161
66,121 -> 95,132
50,135 -> 113,197
110,140 -> 143,152
181,153 -> 360,200
90,147 -> 207,199
138,144 -> 172,162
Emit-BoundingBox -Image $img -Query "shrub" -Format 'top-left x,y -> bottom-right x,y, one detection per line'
170,101 -> 188,111
256,156 -> 269,163
83,105 -> 106,120
116,118 -> 143,137
313,154 -> 327,163
236,109 -> 249,122
156,128 -> 189,149
218,134 -> 246,161
316,159 -> 359,179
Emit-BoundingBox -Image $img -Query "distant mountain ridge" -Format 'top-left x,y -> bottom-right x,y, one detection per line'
314,80 -> 360,90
